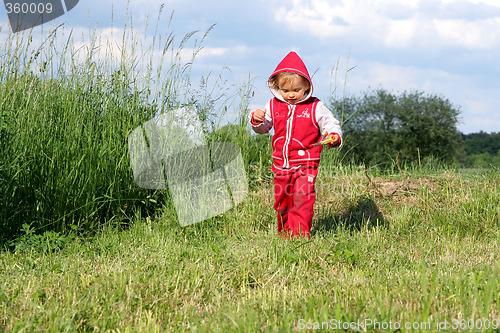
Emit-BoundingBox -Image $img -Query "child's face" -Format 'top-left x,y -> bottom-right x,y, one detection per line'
278,76 -> 309,105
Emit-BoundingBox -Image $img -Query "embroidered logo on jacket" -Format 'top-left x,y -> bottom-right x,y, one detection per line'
297,108 -> 310,118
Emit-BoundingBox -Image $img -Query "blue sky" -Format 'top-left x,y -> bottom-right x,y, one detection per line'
2,0 -> 500,133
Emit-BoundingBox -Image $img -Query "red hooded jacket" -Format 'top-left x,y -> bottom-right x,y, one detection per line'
251,52 -> 342,171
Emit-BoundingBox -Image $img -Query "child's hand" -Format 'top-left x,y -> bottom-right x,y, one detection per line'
326,133 -> 340,149
252,109 -> 266,123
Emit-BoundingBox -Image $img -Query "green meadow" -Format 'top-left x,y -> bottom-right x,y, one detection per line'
1,168 -> 499,332
1,13 -> 499,332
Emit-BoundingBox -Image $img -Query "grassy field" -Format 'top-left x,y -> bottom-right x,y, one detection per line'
1,166 -> 499,332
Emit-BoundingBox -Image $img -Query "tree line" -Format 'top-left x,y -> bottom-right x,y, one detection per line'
328,89 -> 499,169
461,131 -> 500,168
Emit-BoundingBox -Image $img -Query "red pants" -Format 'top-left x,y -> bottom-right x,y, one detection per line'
273,167 -> 318,238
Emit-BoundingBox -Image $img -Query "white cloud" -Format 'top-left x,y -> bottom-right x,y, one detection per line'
272,0 -> 500,50
68,25 -> 230,67
342,61 -> 463,97
463,117 -> 500,133
183,46 -> 228,60
434,18 -> 500,49
385,18 -> 419,48
464,99 -> 492,115
466,0 -> 500,7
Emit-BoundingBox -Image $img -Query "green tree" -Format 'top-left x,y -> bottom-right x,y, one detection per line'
331,89 -> 463,168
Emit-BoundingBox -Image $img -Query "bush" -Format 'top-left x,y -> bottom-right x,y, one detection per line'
330,89 -> 463,169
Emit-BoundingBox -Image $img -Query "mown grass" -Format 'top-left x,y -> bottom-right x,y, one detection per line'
1,167 -> 499,332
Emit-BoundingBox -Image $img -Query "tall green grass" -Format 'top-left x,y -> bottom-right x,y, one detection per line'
0,8 -> 242,243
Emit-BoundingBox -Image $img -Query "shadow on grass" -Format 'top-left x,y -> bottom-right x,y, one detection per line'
312,195 -> 386,236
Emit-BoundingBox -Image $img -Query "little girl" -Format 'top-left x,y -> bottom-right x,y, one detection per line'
250,51 -> 343,238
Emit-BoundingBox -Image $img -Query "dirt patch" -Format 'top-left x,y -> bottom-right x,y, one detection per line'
376,180 -> 409,196
369,177 -> 440,198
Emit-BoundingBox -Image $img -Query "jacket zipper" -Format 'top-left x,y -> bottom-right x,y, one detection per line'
283,104 -> 295,168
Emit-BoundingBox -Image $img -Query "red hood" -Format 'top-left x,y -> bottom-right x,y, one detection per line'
269,52 -> 313,103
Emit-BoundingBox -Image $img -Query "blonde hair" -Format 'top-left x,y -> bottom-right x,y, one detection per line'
268,72 -> 310,91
